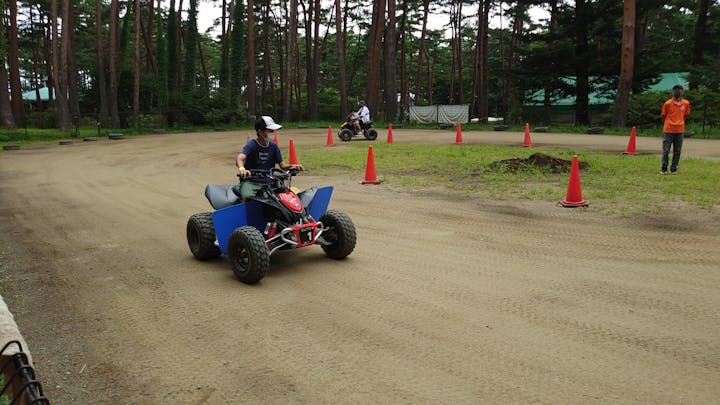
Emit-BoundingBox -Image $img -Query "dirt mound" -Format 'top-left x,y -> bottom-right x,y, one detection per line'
490,153 -> 588,173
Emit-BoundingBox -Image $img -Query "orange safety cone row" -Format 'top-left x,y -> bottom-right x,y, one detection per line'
288,138 -> 299,166
455,122 -> 464,144
523,123 -> 533,147
360,145 -> 383,185
387,123 -> 394,144
326,125 -> 335,147
272,130 -> 279,144
622,126 -> 637,155
559,155 -> 589,208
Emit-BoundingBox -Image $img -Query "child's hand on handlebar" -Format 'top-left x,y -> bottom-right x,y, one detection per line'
237,167 -> 250,178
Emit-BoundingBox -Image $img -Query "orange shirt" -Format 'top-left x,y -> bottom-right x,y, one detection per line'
662,97 -> 690,133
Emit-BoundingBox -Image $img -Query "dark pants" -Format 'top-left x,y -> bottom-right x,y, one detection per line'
661,133 -> 683,172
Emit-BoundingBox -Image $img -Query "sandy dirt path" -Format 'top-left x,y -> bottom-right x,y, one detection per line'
1,129 -> 719,404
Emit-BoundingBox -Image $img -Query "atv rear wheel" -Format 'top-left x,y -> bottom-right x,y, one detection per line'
339,128 -> 353,141
319,210 -> 357,259
364,128 -> 378,140
187,212 -> 221,260
227,226 -> 269,284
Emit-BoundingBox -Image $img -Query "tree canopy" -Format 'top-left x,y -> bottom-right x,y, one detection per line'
3,0 -> 720,130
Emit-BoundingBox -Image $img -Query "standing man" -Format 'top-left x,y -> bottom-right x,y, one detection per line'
236,116 -> 303,199
660,84 -> 691,174
353,100 -> 371,133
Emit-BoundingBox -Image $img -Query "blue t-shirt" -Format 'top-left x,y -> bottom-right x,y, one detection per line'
242,139 -> 283,171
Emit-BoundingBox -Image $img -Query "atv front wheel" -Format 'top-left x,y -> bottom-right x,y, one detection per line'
187,212 -> 221,260
227,226 -> 269,284
364,128 -> 378,140
339,128 -> 353,141
319,210 -> 357,259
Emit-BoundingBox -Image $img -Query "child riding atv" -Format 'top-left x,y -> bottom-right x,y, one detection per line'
338,101 -> 378,141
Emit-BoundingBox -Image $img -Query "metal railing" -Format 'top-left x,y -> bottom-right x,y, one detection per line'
0,341 -> 49,404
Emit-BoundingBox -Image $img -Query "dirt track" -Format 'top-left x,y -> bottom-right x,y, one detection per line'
1,129 -> 719,404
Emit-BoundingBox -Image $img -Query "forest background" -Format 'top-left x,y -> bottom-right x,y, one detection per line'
1,0 -> 719,136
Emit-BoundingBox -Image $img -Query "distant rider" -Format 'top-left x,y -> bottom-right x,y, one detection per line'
236,116 -> 303,199
353,100 -> 371,133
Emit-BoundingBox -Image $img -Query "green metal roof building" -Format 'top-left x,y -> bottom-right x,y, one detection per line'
524,72 -> 689,124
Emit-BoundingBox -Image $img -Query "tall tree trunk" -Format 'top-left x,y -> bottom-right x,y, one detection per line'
383,0 -> 397,121
66,2 -> 80,118
471,0 -> 490,121
140,7 -> 158,74
96,0 -> 110,125
247,0 -> 257,116
335,0 -> 348,118
366,0 -> 385,119
44,10 -> 55,105
183,0 -> 199,93
305,0 -> 321,121
612,0 -> 636,127
31,8 -> 44,111
176,0 -> 184,88
134,0 -> 141,128
145,0 -> 156,74
283,0 -> 297,121
0,2 -> 16,128
690,0 -> 710,89
156,0 -> 169,124
574,0 -> 590,126
543,0 -> 558,119
8,0 -> 24,126
198,39 -> 210,95
0,63 -> 16,128
399,0 -> 408,120
449,0 -> 463,105
167,0 -> 178,126
109,0 -> 121,127
55,0 -> 70,131
414,0 -> 429,104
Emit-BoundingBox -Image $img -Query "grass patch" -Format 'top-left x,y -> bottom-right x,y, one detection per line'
297,143 -> 720,214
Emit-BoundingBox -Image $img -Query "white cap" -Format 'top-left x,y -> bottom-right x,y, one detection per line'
255,116 -> 282,131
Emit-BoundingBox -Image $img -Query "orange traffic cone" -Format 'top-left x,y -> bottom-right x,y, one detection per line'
360,145 -> 383,185
326,125 -> 335,147
272,130 -> 279,144
288,138 -> 299,166
622,126 -> 637,155
387,123 -> 394,144
523,123 -> 533,147
455,123 -> 464,144
559,155 -> 589,208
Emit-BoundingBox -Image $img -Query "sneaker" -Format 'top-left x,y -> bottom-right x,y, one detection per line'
659,170 -> 668,175
670,170 -> 678,174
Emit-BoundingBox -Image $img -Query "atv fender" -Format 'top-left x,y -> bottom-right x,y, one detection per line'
212,200 -> 265,254
300,186 -> 333,220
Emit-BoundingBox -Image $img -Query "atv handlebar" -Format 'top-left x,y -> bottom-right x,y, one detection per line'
237,167 -> 302,181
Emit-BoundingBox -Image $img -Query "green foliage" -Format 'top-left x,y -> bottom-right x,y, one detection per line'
180,89 -> 210,125
628,92 -> 666,127
230,0 -> 246,109
26,110 -> 59,129
167,0 -> 179,126
7,0 -> 720,133
182,0 -> 199,93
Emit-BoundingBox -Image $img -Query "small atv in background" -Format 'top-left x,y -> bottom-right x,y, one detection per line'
186,168 -> 356,284
338,113 -> 378,141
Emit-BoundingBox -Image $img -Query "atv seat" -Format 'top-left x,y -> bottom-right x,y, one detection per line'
204,184 -> 242,210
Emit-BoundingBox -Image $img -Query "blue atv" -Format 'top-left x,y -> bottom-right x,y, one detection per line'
186,168 -> 356,284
